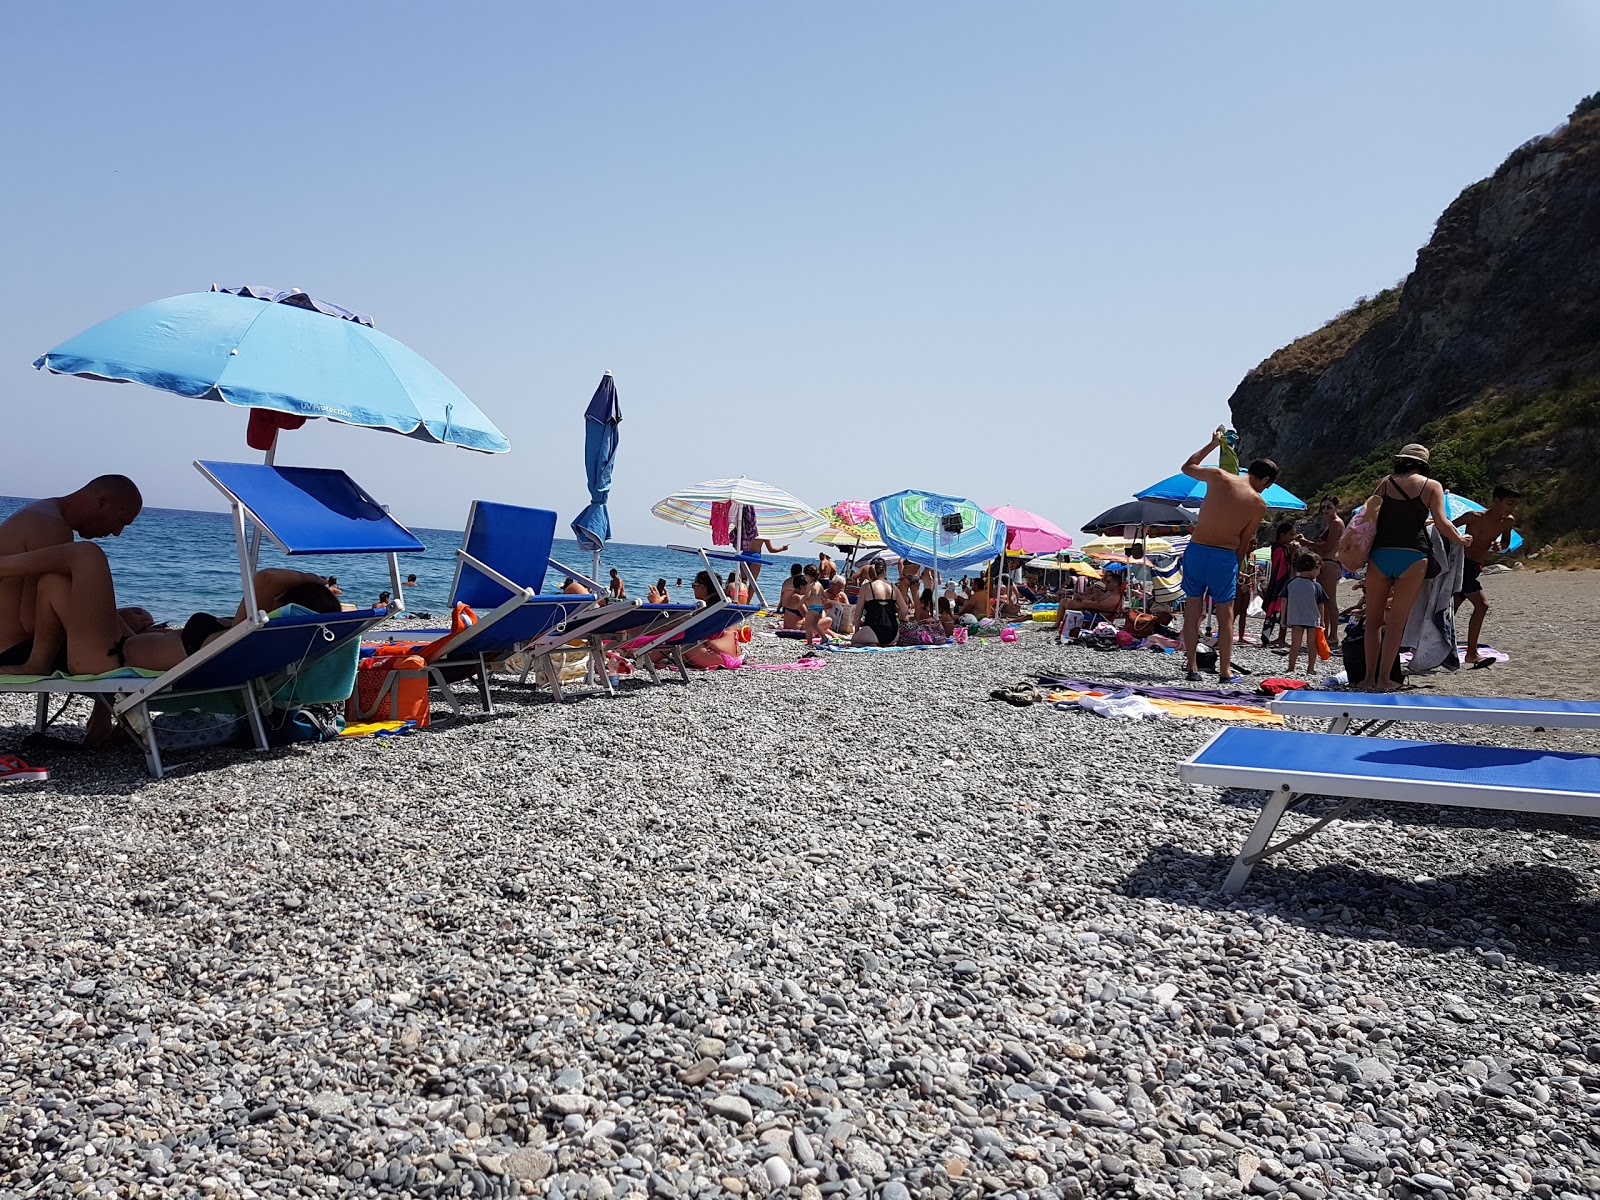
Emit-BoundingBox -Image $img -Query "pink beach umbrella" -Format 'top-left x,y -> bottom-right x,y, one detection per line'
985,506 -> 1074,554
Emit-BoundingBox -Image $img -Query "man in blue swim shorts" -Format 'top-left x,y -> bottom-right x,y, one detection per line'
1178,429 -> 1276,684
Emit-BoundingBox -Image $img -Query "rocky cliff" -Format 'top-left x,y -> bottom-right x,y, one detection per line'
1228,95 -> 1600,543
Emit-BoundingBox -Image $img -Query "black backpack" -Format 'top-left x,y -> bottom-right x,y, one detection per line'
1341,621 -> 1403,687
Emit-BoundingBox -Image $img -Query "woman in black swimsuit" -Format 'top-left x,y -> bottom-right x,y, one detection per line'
1360,444 -> 1471,691
851,559 -> 908,646
0,541 -> 339,677
777,564 -> 807,630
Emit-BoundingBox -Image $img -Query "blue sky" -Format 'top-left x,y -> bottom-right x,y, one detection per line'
3,3 -> 1596,541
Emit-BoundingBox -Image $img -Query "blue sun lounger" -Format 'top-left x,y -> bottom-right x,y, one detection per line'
1270,690 -> 1600,735
363,501 -> 614,713
514,599 -> 707,693
1180,726 -> 1600,895
611,546 -> 768,680
0,461 -> 424,778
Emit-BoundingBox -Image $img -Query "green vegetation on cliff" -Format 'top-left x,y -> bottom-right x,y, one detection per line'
1315,375 -> 1600,548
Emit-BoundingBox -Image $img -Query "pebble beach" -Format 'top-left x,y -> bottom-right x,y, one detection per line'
3,570 -> 1599,1200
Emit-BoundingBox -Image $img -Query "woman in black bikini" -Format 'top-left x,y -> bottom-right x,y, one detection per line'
851,559 -> 908,646
1361,444 -> 1471,692
0,541 -> 339,677
777,564 -> 806,630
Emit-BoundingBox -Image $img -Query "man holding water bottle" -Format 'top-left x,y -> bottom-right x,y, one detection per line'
1179,428 -> 1276,684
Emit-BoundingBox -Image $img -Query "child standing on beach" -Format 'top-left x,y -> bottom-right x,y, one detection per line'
1284,553 -> 1328,674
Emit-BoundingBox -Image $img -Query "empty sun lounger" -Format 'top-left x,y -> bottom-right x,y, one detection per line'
1,461 -> 423,778
364,501 -> 608,713
1180,726 -> 1600,895
1270,690 -> 1600,735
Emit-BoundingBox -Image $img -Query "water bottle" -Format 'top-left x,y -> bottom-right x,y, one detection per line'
1217,425 -> 1240,475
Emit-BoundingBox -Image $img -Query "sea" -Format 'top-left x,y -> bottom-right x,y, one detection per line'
0,497 -> 816,624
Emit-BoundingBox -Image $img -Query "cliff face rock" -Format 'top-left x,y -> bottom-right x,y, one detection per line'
1228,98 -> 1600,537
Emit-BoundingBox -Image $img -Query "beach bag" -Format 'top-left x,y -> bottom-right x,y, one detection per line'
1123,611 -> 1160,639
1337,495 -> 1383,572
352,651 -> 431,726
1315,627 -> 1332,662
1341,622 -> 1402,687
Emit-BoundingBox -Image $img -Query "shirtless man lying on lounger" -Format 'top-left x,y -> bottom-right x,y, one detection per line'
0,476 -> 143,670
0,541 -> 339,677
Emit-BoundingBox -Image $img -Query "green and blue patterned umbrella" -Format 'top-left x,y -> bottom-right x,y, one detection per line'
870,490 -> 1007,573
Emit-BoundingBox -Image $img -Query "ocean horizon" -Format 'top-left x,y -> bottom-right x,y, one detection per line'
0,496 -> 816,624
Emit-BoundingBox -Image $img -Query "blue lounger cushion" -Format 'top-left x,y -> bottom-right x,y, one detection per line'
1272,690 -> 1600,730
1184,727 -> 1600,813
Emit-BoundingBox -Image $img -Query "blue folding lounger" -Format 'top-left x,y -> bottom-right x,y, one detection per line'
363,501 -> 616,713
1,461 -> 424,778
1270,689 -> 1600,735
612,546 -> 769,681
1181,726 -> 1600,895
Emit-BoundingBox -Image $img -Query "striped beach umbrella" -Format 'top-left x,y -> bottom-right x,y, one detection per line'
815,500 -> 886,549
870,490 -> 1007,574
651,477 -> 828,544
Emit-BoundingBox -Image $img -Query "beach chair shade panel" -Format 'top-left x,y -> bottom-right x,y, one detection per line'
1183,727 -> 1600,815
164,609 -> 378,694
197,461 -> 425,554
456,501 -> 557,606
1271,690 -> 1600,730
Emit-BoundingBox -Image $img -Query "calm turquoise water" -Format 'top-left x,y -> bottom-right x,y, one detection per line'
0,497 -> 812,624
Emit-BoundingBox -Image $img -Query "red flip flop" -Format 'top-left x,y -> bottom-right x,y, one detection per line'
0,754 -> 49,783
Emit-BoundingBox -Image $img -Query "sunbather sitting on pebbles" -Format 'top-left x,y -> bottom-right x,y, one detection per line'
0,541 -> 339,677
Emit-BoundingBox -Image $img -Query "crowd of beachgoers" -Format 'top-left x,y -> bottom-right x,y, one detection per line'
2,566 -> 1597,1200
4,439 -> 1599,1200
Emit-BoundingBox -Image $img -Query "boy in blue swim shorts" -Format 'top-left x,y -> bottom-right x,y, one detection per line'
1177,429 -> 1277,684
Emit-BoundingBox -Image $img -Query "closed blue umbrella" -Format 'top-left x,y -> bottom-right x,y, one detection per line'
870,490 -> 1007,574
34,287 -> 510,455
1136,470 -> 1306,512
571,372 -> 622,562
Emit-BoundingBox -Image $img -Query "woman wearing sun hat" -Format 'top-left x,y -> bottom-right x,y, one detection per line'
1361,443 -> 1472,691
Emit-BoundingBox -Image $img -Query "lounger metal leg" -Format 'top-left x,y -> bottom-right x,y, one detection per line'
545,654 -> 565,702
1326,715 -> 1351,735
672,647 -> 690,683
427,667 -> 463,717
476,655 -> 495,713
245,688 -> 270,753
136,702 -> 165,781
1223,785 -> 1294,896
637,653 -> 661,684
34,693 -> 47,732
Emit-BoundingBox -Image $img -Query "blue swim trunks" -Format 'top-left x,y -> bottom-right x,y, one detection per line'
1181,543 -> 1239,604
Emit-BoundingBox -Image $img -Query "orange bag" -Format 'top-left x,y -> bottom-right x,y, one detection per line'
352,653 -> 430,726
1315,627 -> 1332,661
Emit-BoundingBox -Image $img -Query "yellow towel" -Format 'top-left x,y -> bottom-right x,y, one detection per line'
1048,690 -> 1283,725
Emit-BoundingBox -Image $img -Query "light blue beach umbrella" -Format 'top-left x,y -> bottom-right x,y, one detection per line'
571,373 -> 622,573
34,287 -> 510,456
1136,469 -> 1306,512
870,490 -> 1008,576
1443,490 -> 1524,553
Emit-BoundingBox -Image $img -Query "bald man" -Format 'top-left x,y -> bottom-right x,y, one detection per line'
0,475 -> 143,668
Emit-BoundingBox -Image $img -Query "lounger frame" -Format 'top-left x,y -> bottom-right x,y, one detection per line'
4,460 -> 418,778
1180,726 -> 1600,896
